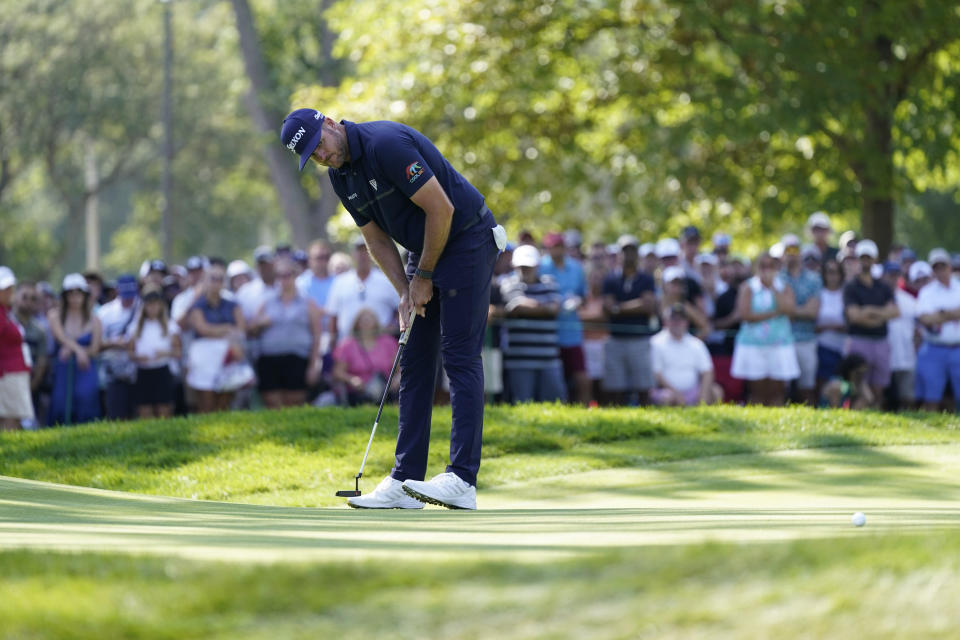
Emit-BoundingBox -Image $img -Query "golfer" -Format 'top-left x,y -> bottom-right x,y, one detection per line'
281,109 -> 503,510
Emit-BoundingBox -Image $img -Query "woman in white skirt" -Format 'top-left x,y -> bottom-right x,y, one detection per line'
186,261 -> 245,413
731,252 -> 799,405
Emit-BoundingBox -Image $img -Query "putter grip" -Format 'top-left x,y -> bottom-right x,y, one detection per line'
399,308 -> 417,345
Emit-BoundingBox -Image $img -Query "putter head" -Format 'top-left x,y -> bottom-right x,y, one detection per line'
335,490 -> 361,498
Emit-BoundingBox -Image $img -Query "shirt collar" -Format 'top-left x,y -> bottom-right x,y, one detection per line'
334,120 -> 363,175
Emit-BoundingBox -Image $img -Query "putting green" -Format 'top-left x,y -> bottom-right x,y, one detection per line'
2,444 -> 959,563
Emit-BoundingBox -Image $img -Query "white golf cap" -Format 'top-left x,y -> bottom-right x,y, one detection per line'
617,234 -> 640,249
511,244 -> 541,268
928,247 -> 951,266
639,242 -> 657,257
855,239 -> 879,259
655,237 -> 681,258
226,259 -> 253,279
769,242 -> 785,259
909,260 -> 933,282
807,211 -> 832,230
62,273 -> 90,292
695,252 -> 718,266
662,265 -> 686,283
0,266 -> 15,290
781,233 -> 801,247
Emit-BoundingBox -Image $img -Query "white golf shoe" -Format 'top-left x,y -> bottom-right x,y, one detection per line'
347,476 -> 424,509
402,472 -> 477,510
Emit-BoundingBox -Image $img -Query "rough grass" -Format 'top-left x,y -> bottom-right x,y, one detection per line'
0,404 -> 957,506
2,531 -> 960,639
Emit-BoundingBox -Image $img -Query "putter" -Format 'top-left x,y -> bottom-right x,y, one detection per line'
336,307 -> 417,498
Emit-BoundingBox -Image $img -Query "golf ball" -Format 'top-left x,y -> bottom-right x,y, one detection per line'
851,512 -> 866,527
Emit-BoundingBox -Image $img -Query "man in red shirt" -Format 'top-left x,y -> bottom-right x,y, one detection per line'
0,267 -> 34,430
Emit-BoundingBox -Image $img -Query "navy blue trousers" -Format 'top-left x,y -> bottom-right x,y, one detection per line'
390,214 -> 498,487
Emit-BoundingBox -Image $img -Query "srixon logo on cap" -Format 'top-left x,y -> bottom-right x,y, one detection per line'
286,126 -> 306,152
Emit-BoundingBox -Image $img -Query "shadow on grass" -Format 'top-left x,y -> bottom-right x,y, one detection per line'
0,404 -> 958,504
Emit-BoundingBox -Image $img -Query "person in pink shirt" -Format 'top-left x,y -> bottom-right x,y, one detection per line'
331,307 -> 400,405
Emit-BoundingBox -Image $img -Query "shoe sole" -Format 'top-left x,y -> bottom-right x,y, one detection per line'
402,485 -> 475,510
347,501 -> 423,510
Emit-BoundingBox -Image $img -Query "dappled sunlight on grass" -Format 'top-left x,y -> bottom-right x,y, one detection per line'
1,405 -> 958,506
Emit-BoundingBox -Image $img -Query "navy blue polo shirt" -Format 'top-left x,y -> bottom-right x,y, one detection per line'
602,269 -> 658,338
328,120 -> 485,254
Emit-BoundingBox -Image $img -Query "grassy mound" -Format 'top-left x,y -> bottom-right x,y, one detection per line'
1,405 -> 958,506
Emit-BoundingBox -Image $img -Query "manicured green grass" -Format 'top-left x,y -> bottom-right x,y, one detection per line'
2,405 -> 960,638
3,531 -> 960,639
0,404 -> 958,506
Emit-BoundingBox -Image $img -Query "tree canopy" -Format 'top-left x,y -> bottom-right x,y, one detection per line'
1,0 -> 959,280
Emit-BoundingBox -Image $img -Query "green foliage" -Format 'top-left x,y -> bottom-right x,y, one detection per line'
303,0 -> 960,251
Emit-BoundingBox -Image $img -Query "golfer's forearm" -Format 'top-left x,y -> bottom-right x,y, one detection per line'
365,236 -> 408,295
418,207 -> 453,272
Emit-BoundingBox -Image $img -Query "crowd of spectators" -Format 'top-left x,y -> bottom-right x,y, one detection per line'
2,211 -> 960,429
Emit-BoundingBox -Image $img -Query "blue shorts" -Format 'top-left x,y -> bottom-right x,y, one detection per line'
915,342 -> 960,404
816,344 -> 843,382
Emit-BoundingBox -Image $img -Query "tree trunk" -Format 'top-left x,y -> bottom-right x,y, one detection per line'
859,104 -> 895,257
230,0 -> 327,244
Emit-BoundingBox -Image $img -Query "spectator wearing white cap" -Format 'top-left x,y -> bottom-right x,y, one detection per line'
656,237 -> 706,309
497,244 -> 566,402
731,252 -> 799,406
881,261 -> 918,410
237,245 -> 279,325
639,242 -> 658,275
0,267 -> 34,430
807,212 -> 839,263
842,239 -> 899,407
602,235 -> 658,405
47,274 -> 102,425
660,266 -> 710,336
780,233 -> 822,405
651,304 -> 723,406
801,245 -> 822,276
12,281 -> 49,427
226,259 -> 254,293
915,249 -> 960,412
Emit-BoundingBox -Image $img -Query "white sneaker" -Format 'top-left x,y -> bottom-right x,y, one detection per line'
402,472 -> 477,510
347,476 -> 424,509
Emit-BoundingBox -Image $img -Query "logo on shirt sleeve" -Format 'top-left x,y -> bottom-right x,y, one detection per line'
405,161 -> 424,184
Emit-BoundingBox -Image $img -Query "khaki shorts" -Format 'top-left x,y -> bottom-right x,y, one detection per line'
0,371 -> 35,420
